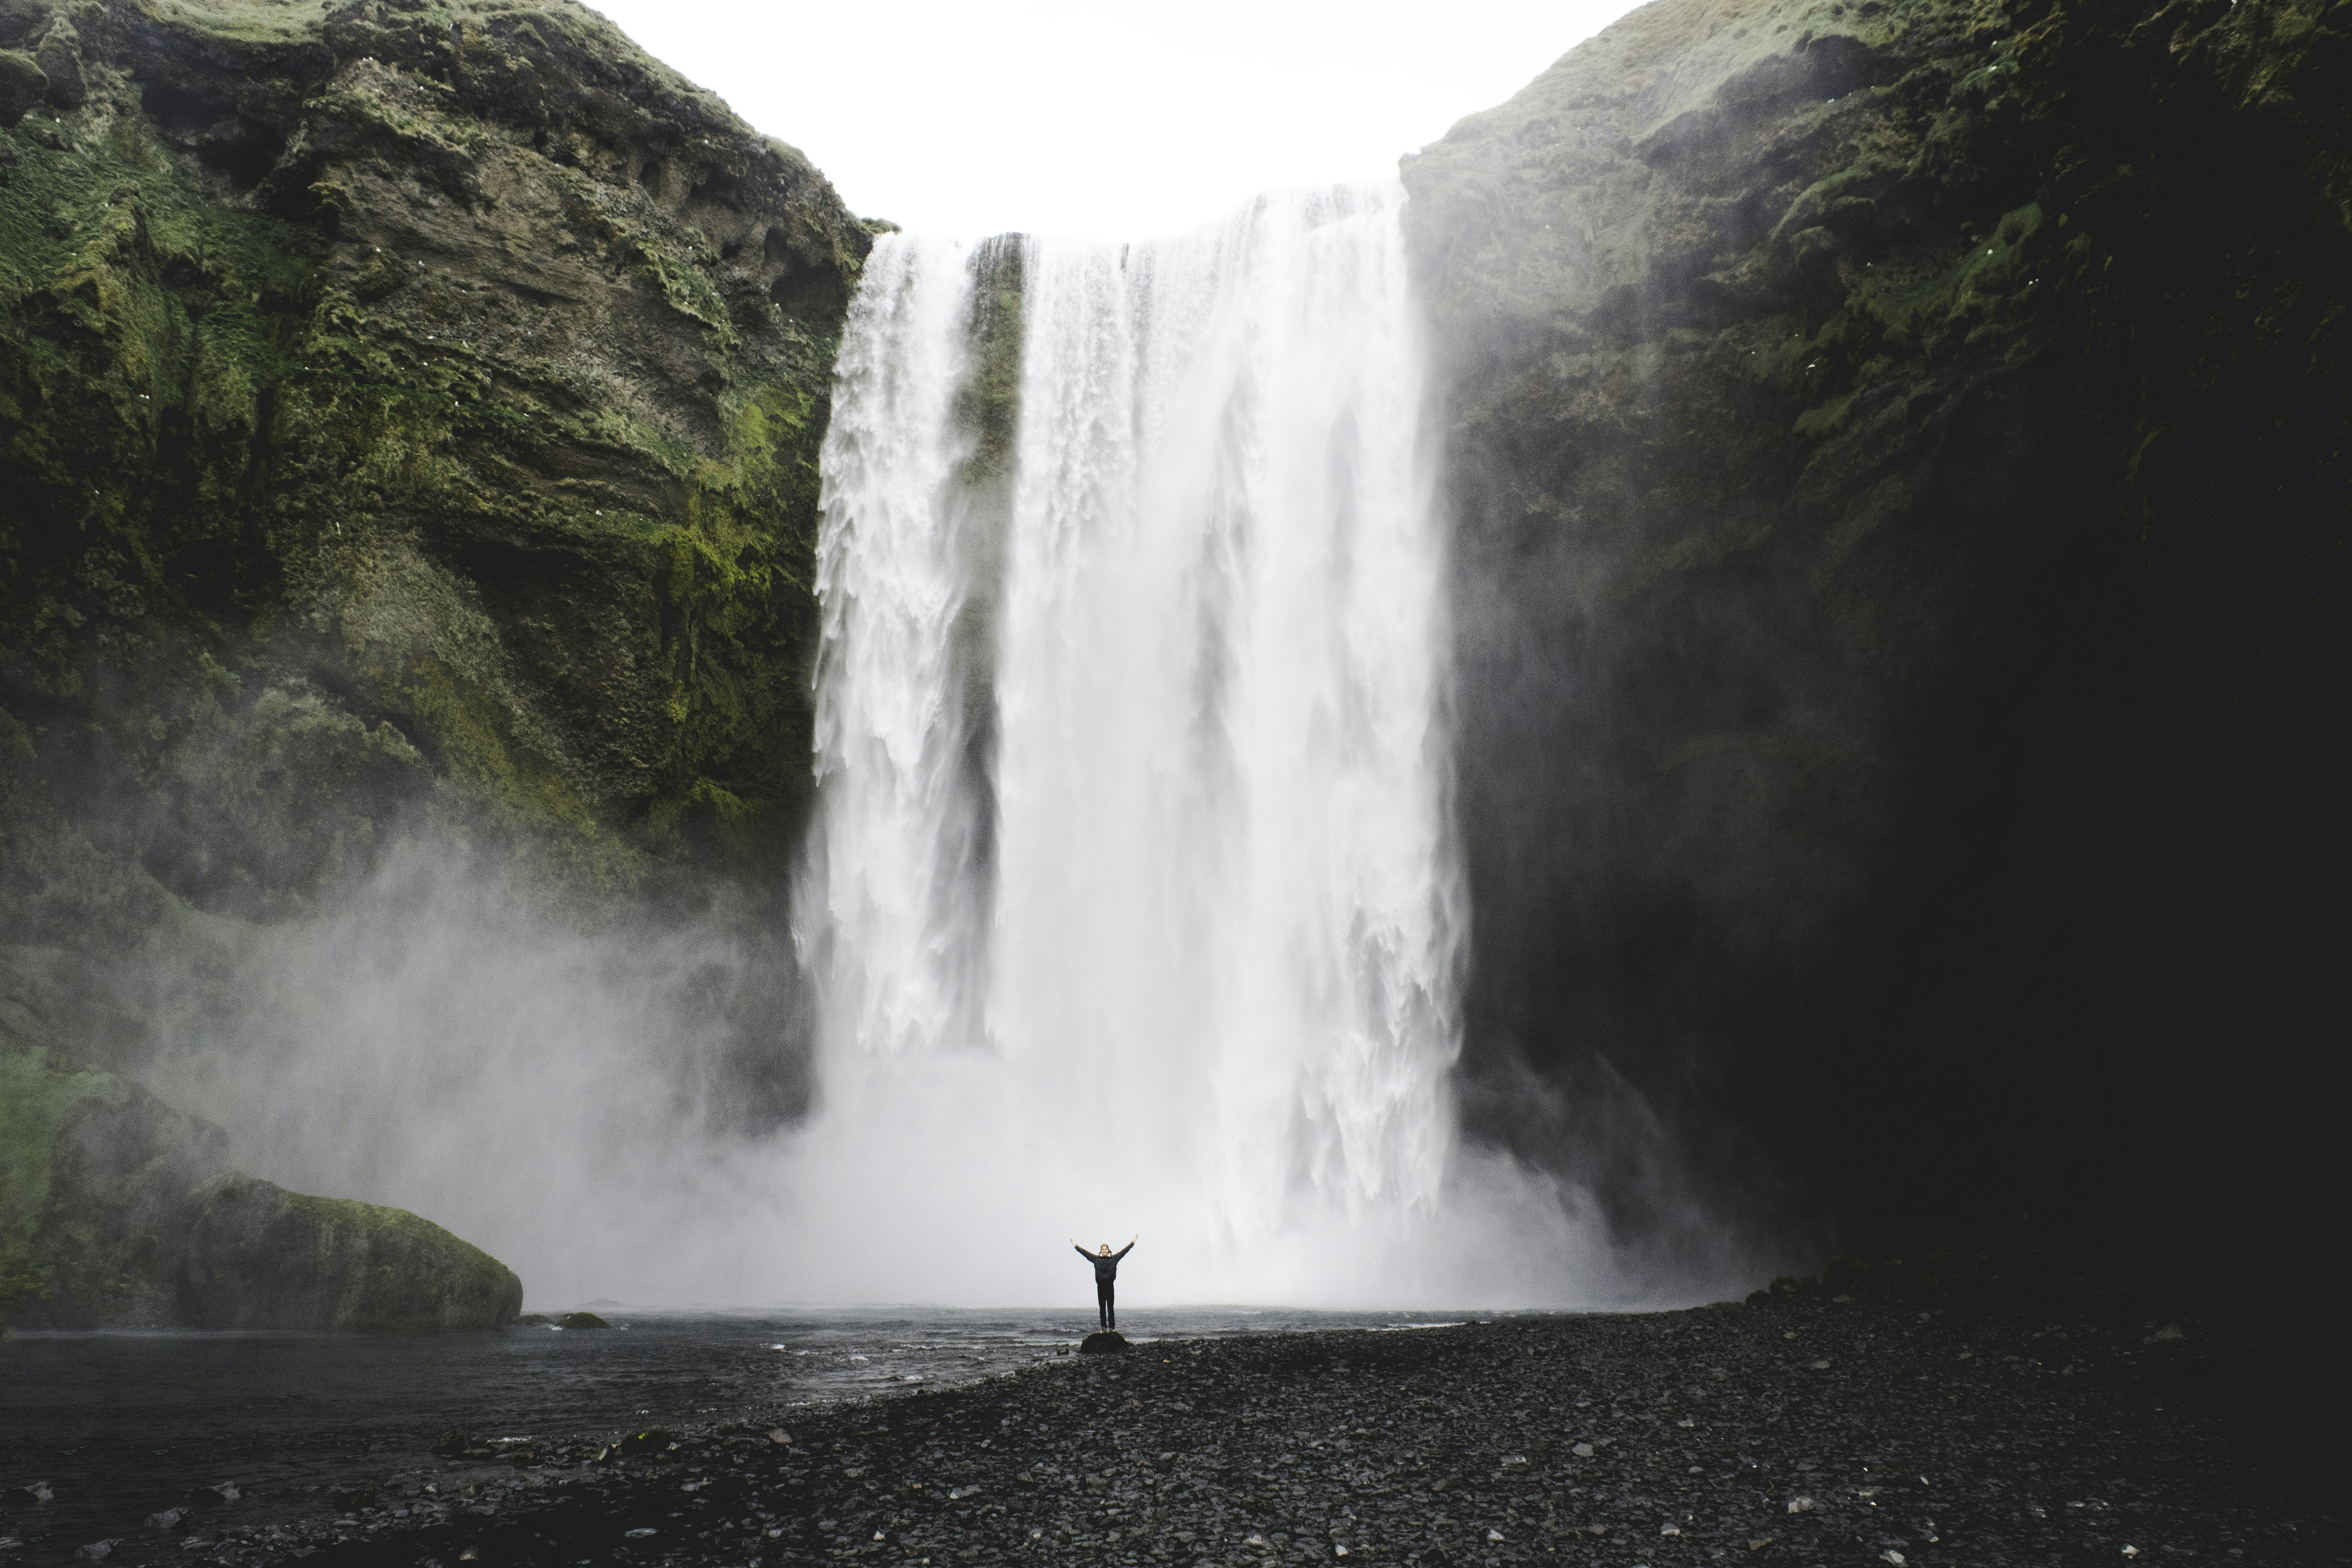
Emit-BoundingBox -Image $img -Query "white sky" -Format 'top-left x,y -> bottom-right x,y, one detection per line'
583,0 -> 1644,240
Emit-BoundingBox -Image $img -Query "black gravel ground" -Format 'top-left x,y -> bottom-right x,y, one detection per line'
11,1290 -> 2341,1568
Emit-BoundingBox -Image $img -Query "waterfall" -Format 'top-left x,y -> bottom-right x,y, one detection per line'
800,187 -> 1509,1306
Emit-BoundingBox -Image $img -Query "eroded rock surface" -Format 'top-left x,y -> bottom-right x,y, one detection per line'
0,0 -> 871,919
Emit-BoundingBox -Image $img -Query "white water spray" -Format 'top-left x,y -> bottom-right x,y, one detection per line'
795,187 -> 1635,1306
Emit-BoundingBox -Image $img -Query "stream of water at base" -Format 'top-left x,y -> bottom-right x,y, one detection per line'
0,1307 -> 1466,1558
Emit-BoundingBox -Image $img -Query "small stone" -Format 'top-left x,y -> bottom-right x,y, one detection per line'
1486,1528 -> 1505,1541
1786,1496 -> 1817,1514
1811,1359 -> 1833,1369
1881,1553 -> 1906,1566
1572,1443 -> 1595,1458
2123,1550 -> 2140,1559
1661,1523 -> 1682,1535
1748,1539 -> 1773,1551
144,1508 -> 185,1530
75,1543 -> 117,1562
768,1430 -> 792,1445
2151,1325 -> 2185,1343
625,1527 -> 656,1538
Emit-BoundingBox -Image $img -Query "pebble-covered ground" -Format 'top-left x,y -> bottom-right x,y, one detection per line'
5,1290 -> 2340,1568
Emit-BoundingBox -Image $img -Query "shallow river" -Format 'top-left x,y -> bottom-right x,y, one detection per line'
0,1306 -> 1463,1561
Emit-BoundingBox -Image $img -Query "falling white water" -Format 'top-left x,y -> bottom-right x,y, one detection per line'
798,188 -> 1619,1307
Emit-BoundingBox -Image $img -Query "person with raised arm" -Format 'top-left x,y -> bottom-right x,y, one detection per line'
1071,1235 -> 1137,1330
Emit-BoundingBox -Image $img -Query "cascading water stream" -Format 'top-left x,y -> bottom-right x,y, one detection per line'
797,187 -> 1608,1306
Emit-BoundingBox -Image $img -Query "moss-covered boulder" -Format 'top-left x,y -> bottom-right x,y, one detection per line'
0,1005 -> 228,1323
3,945 -> 521,1329
0,0 -> 873,929
175,1174 -> 521,1330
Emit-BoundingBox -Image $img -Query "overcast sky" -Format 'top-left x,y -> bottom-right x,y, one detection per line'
584,0 -> 1644,240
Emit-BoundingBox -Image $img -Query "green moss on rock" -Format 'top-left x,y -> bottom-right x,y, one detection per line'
178,1174 -> 522,1330
0,0 -> 873,930
3,942 -> 522,1329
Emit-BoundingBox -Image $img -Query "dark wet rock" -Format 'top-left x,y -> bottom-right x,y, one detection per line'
28,16 -> 78,107
4,1481 -> 53,1507
1078,1330 -> 1131,1355
0,47 -> 42,125
175,1176 -> 523,1332
556,1311 -> 611,1330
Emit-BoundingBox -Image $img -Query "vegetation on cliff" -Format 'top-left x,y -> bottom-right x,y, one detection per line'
0,0 -> 860,1327
0,0 -> 872,931
1403,0 -> 2349,1468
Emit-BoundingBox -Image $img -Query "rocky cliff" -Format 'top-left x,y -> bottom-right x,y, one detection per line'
1403,0 -> 2348,1469
0,0 -> 869,1326
0,0 -> 870,929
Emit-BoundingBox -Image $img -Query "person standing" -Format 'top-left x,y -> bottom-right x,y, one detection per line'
1071,1235 -> 1137,1330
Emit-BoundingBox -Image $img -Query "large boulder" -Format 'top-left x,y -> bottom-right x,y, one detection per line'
176,1176 -> 522,1331
0,47 -> 41,125
2,953 -> 522,1330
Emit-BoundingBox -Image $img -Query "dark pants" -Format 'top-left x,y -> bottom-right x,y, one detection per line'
1097,1283 -> 1115,1329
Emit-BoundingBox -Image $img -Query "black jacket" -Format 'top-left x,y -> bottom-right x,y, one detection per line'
1075,1243 -> 1133,1284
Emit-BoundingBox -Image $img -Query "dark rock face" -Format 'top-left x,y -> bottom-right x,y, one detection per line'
1403,0 -> 2350,1463
0,0 -> 871,921
1079,1330 -> 1131,1355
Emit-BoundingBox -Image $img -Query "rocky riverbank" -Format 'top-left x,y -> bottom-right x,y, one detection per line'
8,1285 -> 2336,1568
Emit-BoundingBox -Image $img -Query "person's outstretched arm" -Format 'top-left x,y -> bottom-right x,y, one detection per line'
1114,1236 -> 1136,1260
1073,1242 -> 1095,1262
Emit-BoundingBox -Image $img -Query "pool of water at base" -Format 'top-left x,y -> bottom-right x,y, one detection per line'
0,1305 -> 1468,1560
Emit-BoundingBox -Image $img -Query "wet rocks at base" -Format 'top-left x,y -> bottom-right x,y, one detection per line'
52,1288 -> 2334,1568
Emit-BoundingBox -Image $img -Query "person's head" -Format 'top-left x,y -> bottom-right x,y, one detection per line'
1098,1243 -> 1112,1255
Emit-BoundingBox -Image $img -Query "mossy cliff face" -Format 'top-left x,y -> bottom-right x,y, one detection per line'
0,0 -> 852,1328
1404,0 -> 2349,1458
0,0 -> 872,919
3,944 -> 522,1328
